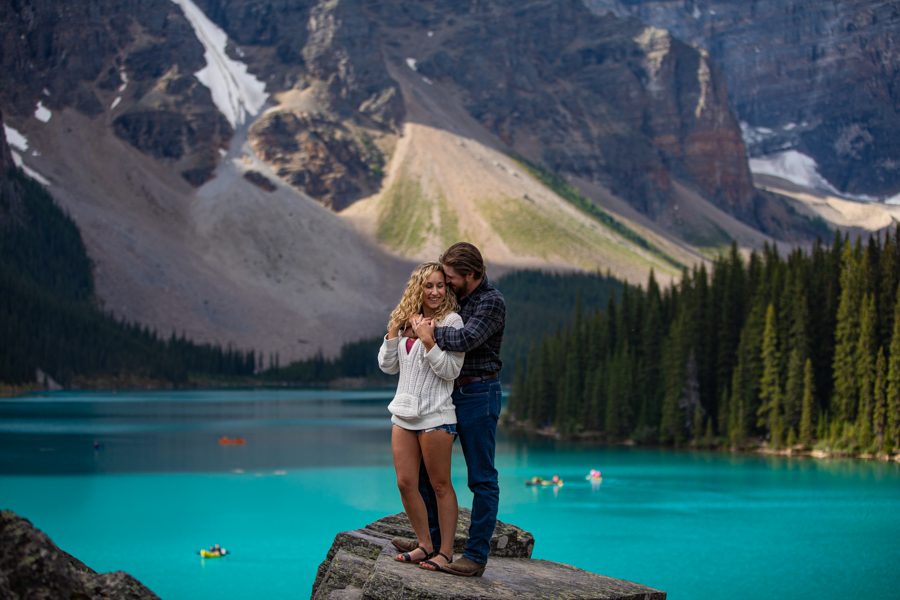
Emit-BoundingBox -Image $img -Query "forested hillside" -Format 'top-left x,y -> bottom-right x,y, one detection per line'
0,167 -> 256,387
509,233 -> 900,455
265,270 -> 623,385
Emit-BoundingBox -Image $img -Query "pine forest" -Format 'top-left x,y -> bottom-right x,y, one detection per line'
508,231 -> 900,455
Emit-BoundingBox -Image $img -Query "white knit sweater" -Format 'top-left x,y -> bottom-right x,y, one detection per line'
378,312 -> 465,430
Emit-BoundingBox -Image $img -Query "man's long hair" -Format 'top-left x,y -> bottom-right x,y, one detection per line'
439,242 -> 485,280
387,262 -> 459,333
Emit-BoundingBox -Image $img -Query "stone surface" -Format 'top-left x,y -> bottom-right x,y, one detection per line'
0,510 -> 160,600
312,510 -> 665,600
248,108 -> 386,210
113,66 -> 232,186
363,508 -> 535,559
584,0 -> 900,199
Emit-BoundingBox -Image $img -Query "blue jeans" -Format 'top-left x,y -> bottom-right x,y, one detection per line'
418,379 -> 501,564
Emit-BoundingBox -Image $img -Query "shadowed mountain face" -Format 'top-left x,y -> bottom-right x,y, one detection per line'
0,0 -> 233,187
585,0 -> 900,200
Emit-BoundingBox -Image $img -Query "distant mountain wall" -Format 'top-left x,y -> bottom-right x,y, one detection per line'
584,0 -> 900,199
410,0 -> 756,222
191,0 -> 761,227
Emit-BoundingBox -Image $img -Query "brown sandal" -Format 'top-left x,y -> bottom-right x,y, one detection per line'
419,551 -> 453,572
393,545 -> 434,564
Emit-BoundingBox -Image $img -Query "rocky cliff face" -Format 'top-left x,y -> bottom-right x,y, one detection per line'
193,0 -> 404,209
407,0 -> 756,222
0,103 -> 12,176
0,510 -> 160,600
584,0 -> 900,199
189,0 -> 762,225
0,0 -> 231,186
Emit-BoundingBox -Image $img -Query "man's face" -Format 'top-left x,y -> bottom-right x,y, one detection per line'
443,265 -> 473,296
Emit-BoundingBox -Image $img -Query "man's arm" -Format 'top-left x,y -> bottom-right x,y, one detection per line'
433,295 -> 505,353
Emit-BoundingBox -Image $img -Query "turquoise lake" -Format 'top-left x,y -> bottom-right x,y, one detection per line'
1,389 -> 898,599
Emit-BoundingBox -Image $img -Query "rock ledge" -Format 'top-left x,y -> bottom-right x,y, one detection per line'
312,509 -> 665,600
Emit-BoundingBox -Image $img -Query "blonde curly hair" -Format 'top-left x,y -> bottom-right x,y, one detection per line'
387,261 -> 459,333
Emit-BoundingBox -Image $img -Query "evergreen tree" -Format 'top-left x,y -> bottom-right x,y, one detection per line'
659,315 -> 688,444
638,270 -> 664,429
885,281 -> 900,452
680,350 -> 703,439
856,293 -> 877,449
758,304 -> 783,446
728,364 -> 746,448
874,346 -> 887,453
784,348 -> 805,437
833,239 -> 863,423
800,358 -> 816,446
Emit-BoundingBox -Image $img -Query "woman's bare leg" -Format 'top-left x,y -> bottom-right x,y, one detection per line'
418,429 -> 458,569
392,425 -> 433,561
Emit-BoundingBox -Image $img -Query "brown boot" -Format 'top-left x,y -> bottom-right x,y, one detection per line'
441,556 -> 486,577
391,537 -> 419,553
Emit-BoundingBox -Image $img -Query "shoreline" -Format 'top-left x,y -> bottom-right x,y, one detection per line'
0,376 -> 395,398
501,419 -> 900,463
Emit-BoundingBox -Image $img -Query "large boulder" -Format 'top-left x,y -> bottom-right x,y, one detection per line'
0,510 -> 160,600
311,509 -> 665,600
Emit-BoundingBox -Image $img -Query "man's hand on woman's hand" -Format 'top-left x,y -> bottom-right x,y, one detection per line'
414,318 -> 436,350
398,314 -> 422,338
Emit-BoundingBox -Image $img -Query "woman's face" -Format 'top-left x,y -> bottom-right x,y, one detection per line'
421,270 -> 447,313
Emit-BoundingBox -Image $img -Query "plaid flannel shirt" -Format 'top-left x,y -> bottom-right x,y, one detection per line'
433,276 -> 506,378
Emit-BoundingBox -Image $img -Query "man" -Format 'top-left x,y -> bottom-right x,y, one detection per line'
401,242 -> 506,577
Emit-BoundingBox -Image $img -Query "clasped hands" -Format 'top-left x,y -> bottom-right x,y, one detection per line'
397,314 -> 436,349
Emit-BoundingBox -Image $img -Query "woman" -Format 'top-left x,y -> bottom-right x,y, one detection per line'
378,262 -> 464,573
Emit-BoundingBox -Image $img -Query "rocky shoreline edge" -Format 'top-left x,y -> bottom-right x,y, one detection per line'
0,510 -> 160,600
502,419 -> 900,463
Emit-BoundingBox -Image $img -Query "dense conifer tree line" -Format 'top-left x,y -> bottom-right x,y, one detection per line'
509,231 -> 900,454
261,337 -> 394,384
1,168 -> 256,386
267,270 -> 622,385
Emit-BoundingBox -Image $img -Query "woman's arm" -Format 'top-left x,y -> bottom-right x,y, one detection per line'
421,314 -> 465,381
377,335 -> 400,375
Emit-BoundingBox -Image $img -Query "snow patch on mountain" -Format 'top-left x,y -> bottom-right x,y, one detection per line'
171,0 -> 268,128
34,102 -> 51,123
749,151 -> 883,203
4,124 -> 29,152
4,123 -> 50,185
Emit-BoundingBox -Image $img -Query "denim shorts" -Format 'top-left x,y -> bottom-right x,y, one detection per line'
415,423 -> 457,436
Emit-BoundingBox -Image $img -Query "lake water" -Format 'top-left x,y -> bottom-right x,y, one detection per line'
1,389 -> 898,600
